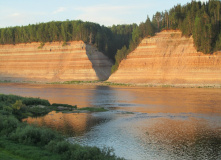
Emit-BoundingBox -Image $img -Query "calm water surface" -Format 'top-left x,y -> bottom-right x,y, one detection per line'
1,83 -> 221,160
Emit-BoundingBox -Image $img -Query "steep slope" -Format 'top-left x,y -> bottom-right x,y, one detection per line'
109,30 -> 221,85
0,41 -> 113,82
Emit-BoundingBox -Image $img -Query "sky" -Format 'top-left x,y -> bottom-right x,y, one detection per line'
0,0 -> 208,28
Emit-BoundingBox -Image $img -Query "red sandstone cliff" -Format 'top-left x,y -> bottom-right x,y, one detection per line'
0,41 -> 113,82
108,30 -> 221,85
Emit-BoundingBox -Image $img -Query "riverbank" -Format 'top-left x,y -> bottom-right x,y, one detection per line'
1,80 -> 221,89
0,94 -> 122,160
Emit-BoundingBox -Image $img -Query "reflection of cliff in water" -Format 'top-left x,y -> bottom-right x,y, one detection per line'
23,111 -> 111,136
90,86 -> 136,108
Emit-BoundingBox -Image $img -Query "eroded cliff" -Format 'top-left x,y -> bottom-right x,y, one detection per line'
0,41 -> 113,82
109,30 -> 221,85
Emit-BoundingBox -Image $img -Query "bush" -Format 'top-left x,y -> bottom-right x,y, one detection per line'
12,100 -> 26,110
0,115 -> 20,136
38,42 -> 45,49
22,98 -> 50,106
46,140 -> 71,154
52,103 -> 77,108
0,94 -> 50,106
9,125 -> 62,146
46,140 -> 121,160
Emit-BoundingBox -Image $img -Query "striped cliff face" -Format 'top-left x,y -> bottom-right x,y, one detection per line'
0,41 -> 113,82
108,30 -> 221,85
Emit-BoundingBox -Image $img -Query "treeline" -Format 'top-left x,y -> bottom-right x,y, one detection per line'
152,0 -> 221,54
111,17 -> 155,73
0,20 -> 133,60
112,0 -> 221,73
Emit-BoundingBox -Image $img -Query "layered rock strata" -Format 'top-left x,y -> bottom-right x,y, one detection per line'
0,41 -> 113,82
109,30 -> 221,85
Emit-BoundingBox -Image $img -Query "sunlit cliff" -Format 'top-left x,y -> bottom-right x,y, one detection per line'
109,30 -> 221,85
0,41 -> 113,82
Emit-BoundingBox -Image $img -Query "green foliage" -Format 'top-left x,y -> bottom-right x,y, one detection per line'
0,94 -> 51,120
0,20 -> 134,62
215,32 -> 221,50
62,41 -> 67,47
0,115 -> 20,136
12,100 -> 25,110
38,42 -> 45,49
111,21 -> 155,73
22,97 -> 50,106
52,103 -> 77,109
0,138 -> 62,160
152,0 -> 221,54
78,107 -> 108,112
0,94 -> 50,106
9,125 -> 62,146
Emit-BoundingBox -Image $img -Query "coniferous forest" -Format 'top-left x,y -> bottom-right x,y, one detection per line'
0,0 -> 220,73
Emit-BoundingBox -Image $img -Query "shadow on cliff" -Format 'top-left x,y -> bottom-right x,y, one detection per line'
86,45 -> 113,81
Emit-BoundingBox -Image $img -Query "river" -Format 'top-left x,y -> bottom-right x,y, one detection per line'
1,83 -> 221,160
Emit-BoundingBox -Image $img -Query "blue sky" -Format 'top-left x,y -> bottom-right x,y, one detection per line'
0,0 -> 208,28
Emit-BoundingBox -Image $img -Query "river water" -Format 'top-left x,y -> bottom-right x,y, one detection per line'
1,83 -> 221,160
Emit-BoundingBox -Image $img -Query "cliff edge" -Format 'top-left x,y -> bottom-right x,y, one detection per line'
0,41 -> 113,82
108,30 -> 221,85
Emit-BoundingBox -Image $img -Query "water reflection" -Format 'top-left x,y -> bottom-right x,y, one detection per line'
23,111 -> 111,136
71,113 -> 221,160
1,83 -> 221,114
90,86 -> 135,108
1,83 -> 221,159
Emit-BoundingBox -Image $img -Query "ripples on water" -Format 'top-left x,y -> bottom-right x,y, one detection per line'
1,83 -> 221,160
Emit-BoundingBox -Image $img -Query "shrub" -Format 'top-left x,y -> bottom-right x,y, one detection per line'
0,115 -> 20,136
12,100 -> 26,110
46,140 -> 71,154
52,103 -> 77,109
9,125 -> 62,146
0,94 -> 50,106
22,98 -> 50,106
38,42 -> 45,49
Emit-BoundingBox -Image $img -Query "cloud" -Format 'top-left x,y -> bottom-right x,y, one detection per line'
75,4 -> 144,14
10,13 -> 21,17
53,7 -> 66,14
74,4 -> 147,26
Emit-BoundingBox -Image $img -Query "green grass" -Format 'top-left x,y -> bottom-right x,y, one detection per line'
161,84 -> 174,88
0,80 -> 12,83
52,103 -> 77,109
78,107 -> 108,112
102,82 -> 132,86
47,80 -> 101,84
0,148 -> 29,160
0,138 -> 62,160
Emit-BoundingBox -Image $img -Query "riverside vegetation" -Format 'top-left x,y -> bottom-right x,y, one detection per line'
0,94 -> 123,160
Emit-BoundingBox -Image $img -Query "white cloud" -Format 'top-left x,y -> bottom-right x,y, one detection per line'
74,4 -> 148,26
53,7 -> 66,14
10,13 -> 21,17
75,4 -> 145,14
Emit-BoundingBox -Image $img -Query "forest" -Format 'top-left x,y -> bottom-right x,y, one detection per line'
0,0 -> 220,73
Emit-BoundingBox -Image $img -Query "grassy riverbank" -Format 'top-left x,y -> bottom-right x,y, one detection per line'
0,94 -> 123,160
1,80 -> 221,88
